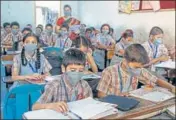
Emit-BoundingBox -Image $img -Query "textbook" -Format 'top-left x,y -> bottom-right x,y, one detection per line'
23,97 -> 118,119
154,60 -> 175,69
166,105 -> 175,117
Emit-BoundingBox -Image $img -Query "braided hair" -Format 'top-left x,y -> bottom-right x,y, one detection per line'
21,33 -> 41,70
116,29 -> 133,43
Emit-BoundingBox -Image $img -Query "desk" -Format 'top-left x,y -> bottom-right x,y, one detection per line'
103,97 -> 175,119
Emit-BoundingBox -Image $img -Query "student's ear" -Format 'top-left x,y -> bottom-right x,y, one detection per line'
61,65 -> 66,73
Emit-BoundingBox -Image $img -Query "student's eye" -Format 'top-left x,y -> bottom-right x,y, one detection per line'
70,69 -> 76,72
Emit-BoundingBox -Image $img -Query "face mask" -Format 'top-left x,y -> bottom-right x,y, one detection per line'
127,65 -> 142,76
153,38 -> 162,46
46,29 -> 53,34
60,31 -> 68,36
64,11 -> 71,17
12,29 -> 18,35
24,43 -> 37,52
102,30 -> 109,35
66,71 -> 85,86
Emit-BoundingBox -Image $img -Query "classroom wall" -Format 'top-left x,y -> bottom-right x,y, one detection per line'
1,1 -> 35,30
74,1 -> 175,46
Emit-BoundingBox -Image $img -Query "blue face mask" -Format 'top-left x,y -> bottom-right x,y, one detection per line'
102,30 -> 109,35
46,29 -> 53,34
153,38 -> 162,46
12,29 -> 18,35
24,43 -> 37,52
64,11 -> 71,17
66,71 -> 85,86
127,65 -> 142,76
60,31 -> 68,36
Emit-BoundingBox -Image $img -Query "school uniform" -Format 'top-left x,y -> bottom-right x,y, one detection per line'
55,36 -> 72,51
10,52 -> 52,90
37,74 -> 93,103
97,62 -> 158,95
41,32 -> 57,47
142,41 -> 168,73
110,41 -> 129,66
93,33 -> 115,70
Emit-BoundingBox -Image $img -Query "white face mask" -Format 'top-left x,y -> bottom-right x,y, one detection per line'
24,43 -> 37,52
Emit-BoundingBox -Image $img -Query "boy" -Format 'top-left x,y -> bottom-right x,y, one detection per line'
97,44 -> 175,97
2,21 -> 23,51
32,48 -> 93,112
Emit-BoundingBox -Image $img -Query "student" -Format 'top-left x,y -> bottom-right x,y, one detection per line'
37,24 -> 44,31
35,26 -> 45,47
110,29 -> 134,66
55,24 -> 72,51
42,24 -> 57,47
11,33 -> 52,90
97,44 -> 175,98
32,48 -> 93,112
85,28 -> 93,42
142,26 -> 169,69
93,24 -> 115,71
73,36 -> 98,73
1,22 -> 11,40
22,27 -> 32,37
2,21 -> 23,51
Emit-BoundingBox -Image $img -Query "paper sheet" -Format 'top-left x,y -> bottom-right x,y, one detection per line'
154,61 -> 175,69
167,106 -> 175,117
23,109 -> 70,119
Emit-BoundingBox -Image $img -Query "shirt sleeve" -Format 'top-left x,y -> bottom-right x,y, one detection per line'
96,68 -> 112,94
12,55 -> 20,75
140,68 -> 158,85
37,81 -> 56,104
42,55 -> 52,74
82,80 -> 93,98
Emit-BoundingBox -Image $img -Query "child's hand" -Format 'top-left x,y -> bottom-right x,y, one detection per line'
159,55 -> 169,62
171,86 -> 175,94
119,92 -> 129,97
45,102 -> 68,113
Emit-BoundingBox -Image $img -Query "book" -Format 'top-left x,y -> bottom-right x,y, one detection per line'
23,97 -> 118,119
154,60 -> 175,69
166,105 -> 175,117
130,87 -> 175,102
81,74 -> 101,80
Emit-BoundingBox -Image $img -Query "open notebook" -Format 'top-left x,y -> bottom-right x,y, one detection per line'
23,97 -> 118,119
154,60 -> 175,69
130,87 -> 175,102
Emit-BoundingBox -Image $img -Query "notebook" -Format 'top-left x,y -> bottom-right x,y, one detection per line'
154,60 -> 175,69
130,87 -> 175,102
166,106 -> 175,117
23,97 -> 118,119
99,95 -> 139,111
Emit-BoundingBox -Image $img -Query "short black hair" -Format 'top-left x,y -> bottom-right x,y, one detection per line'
22,27 -> 32,34
62,48 -> 86,67
86,28 -> 92,33
36,26 -> 42,31
100,24 -> 111,34
27,24 -> 32,27
61,24 -> 69,31
3,22 -> 10,28
11,21 -> 20,28
149,26 -> 164,36
72,36 -> 91,48
124,44 -> 149,65
64,4 -> 72,10
45,23 -> 53,28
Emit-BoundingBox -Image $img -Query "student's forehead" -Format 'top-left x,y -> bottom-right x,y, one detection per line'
46,26 -> 52,29
64,7 -> 71,11
67,64 -> 84,68
102,26 -> 109,29
12,25 -> 19,29
25,36 -> 37,42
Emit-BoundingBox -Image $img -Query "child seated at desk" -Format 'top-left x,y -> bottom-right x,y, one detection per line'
11,33 -> 52,90
72,36 -> 98,73
97,44 -> 175,98
32,48 -> 93,113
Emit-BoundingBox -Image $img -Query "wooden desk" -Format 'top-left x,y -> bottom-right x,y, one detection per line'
102,97 -> 175,119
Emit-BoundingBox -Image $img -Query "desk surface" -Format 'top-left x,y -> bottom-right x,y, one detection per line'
103,97 -> 175,119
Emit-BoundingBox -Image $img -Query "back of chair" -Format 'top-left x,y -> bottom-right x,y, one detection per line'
3,84 -> 44,119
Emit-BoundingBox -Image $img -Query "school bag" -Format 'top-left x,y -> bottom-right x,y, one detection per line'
42,47 -> 63,75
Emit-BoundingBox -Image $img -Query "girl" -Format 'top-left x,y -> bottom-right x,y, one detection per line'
11,33 -> 52,90
110,29 -> 134,66
72,36 -> 98,73
93,24 -> 115,71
